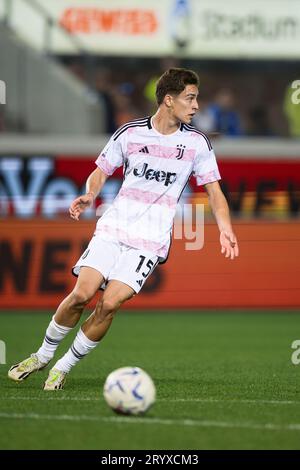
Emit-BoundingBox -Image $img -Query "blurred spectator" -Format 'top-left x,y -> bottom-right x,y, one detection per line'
284,81 -> 300,138
143,75 -> 159,114
95,69 -> 117,134
209,88 -> 242,137
112,83 -> 140,127
21,56 -> 299,137
192,97 -> 215,133
247,106 -> 273,136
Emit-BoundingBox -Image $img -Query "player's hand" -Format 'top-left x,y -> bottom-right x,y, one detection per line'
69,193 -> 94,221
220,230 -> 239,260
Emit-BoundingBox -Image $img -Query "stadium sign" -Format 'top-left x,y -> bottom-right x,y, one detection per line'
3,0 -> 300,58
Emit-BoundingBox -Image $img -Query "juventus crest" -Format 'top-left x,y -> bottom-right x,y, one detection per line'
175,144 -> 186,160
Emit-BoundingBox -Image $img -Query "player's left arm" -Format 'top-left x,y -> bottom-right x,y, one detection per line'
205,180 -> 239,260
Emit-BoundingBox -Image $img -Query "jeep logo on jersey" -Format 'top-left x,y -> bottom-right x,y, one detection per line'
133,163 -> 177,186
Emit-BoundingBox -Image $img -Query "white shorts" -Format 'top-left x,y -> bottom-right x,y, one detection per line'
72,234 -> 160,293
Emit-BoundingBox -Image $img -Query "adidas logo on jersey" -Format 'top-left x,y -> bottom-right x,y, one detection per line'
133,163 -> 177,187
139,146 -> 149,153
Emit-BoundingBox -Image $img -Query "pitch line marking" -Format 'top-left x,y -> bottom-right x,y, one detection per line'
5,396 -> 300,405
0,412 -> 300,432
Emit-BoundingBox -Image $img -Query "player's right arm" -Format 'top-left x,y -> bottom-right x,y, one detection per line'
69,167 -> 108,221
70,128 -> 125,220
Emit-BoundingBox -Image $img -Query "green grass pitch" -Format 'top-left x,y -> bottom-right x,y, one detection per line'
0,310 -> 300,450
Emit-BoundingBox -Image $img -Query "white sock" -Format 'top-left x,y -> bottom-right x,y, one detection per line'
36,316 -> 73,363
54,329 -> 99,374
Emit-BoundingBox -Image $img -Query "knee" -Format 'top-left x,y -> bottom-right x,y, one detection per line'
70,289 -> 93,307
97,297 -> 121,321
102,298 -> 120,315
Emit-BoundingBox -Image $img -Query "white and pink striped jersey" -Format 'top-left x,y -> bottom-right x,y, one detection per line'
95,116 -> 221,260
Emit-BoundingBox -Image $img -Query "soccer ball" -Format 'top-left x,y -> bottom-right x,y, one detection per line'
103,366 -> 156,415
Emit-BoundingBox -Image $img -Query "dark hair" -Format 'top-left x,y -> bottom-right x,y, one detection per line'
155,68 -> 200,105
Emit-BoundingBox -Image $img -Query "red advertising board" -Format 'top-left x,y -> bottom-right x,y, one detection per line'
0,220 -> 299,309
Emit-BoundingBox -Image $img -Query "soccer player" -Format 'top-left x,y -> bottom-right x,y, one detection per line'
8,68 -> 239,390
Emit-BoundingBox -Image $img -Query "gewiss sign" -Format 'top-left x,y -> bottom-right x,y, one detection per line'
3,0 -> 300,58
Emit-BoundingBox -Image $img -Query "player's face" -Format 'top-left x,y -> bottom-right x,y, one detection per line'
170,85 -> 199,124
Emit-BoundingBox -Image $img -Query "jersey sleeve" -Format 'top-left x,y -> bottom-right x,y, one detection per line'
192,138 -> 221,186
95,134 -> 124,176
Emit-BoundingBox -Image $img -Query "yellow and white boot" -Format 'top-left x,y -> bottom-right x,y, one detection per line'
43,368 -> 67,390
8,354 -> 49,382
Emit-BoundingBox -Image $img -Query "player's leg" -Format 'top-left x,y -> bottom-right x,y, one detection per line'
51,266 -> 104,328
8,267 -> 104,382
43,246 -> 159,390
82,280 -> 135,341
44,280 -> 134,390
